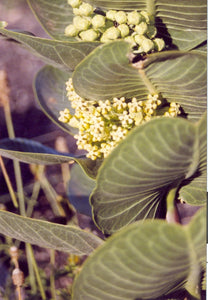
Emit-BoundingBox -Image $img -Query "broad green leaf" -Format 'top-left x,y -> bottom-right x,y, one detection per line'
72,208 -> 205,299
0,211 -> 103,255
179,113 -> 207,205
69,164 -> 96,216
90,117 -> 201,234
34,65 -> 76,135
0,28 -> 100,71
86,0 -> 206,50
73,42 -> 206,121
0,138 -> 102,179
27,0 -> 74,40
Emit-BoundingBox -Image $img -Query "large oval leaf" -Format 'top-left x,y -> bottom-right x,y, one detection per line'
0,28 -> 100,71
86,0 -> 206,50
34,65 -> 75,135
72,207 -> 205,299
69,164 -> 96,216
0,138 -> 101,179
27,0 -> 74,40
179,113 -> 207,205
90,116 -> 202,234
73,41 -> 206,121
0,211 -> 103,255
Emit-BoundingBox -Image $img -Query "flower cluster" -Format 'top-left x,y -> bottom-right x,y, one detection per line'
58,78 -> 181,160
65,0 -> 165,53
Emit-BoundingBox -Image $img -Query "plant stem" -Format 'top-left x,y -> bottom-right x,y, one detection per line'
0,70 -> 26,216
27,244 -> 46,300
166,186 -> 180,223
26,244 -> 37,294
146,0 -> 156,19
50,249 -> 56,300
0,155 -> 18,208
138,68 -> 158,95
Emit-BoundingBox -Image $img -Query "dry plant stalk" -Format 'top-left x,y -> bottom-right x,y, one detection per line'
10,246 -> 24,300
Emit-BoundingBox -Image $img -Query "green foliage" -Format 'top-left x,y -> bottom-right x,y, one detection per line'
0,210 -> 103,254
90,114 -> 206,234
0,0 -> 206,298
72,207 -> 206,299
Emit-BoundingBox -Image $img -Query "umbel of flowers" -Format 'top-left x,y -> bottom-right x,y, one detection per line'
59,79 -> 181,160
65,0 -> 165,53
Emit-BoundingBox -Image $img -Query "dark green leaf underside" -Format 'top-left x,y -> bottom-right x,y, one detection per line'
0,138 -> 101,179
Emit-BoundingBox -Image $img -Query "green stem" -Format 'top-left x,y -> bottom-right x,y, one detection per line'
50,249 -> 56,300
27,244 -> 46,300
146,0 -> 156,17
138,68 -> 158,95
26,244 -> 37,295
166,186 -> 180,223
0,155 -> 18,208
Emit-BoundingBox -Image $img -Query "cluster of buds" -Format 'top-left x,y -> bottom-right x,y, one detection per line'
65,0 -> 165,53
58,78 -> 181,160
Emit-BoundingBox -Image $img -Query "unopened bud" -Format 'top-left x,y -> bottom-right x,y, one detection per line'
115,11 -> 127,24
106,10 -> 117,21
140,11 -> 153,23
73,16 -> 91,31
124,35 -> 136,46
65,24 -> 79,36
67,0 -> 82,8
118,24 -> 129,37
0,21 -> 8,28
101,27 -> 120,40
134,34 -> 146,45
78,2 -> 94,16
153,38 -> 165,51
79,29 -> 99,41
140,38 -> 154,52
12,268 -> 24,287
134,22 -> 148,35
92,15 -> 106,28
127,11 -> 141,25
146,25 -> 157,39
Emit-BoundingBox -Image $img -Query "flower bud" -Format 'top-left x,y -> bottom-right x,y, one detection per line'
67,0 -> 82,8
115,11 -> 127,24
102,27 -> 120,40
153,38 -> 165,51
73,16 -> 91,31
92,15 -> 106,28
106,10 -> 117,21
140,38 -> 154,52
79,2 -> 94,16
134,34 -> 146,45
65,24 -> 79,36
146,25 -> 157,39
124,35 -> 136,46
118,24 -> 129,37
127,11 -> 141,25
134,22 -> 148,34
140,11 -> 154,24
79,29 -> 99,41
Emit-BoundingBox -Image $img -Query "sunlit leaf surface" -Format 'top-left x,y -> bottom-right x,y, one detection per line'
27,0 -> 74,40
72,208 -> 205,299
90,116 -> 202,234
0,28 -> 100,71
73,42 -> 206,121
0,211 -> 103,255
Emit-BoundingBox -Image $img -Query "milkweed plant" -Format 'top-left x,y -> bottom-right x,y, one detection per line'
0,0 -> 206,299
